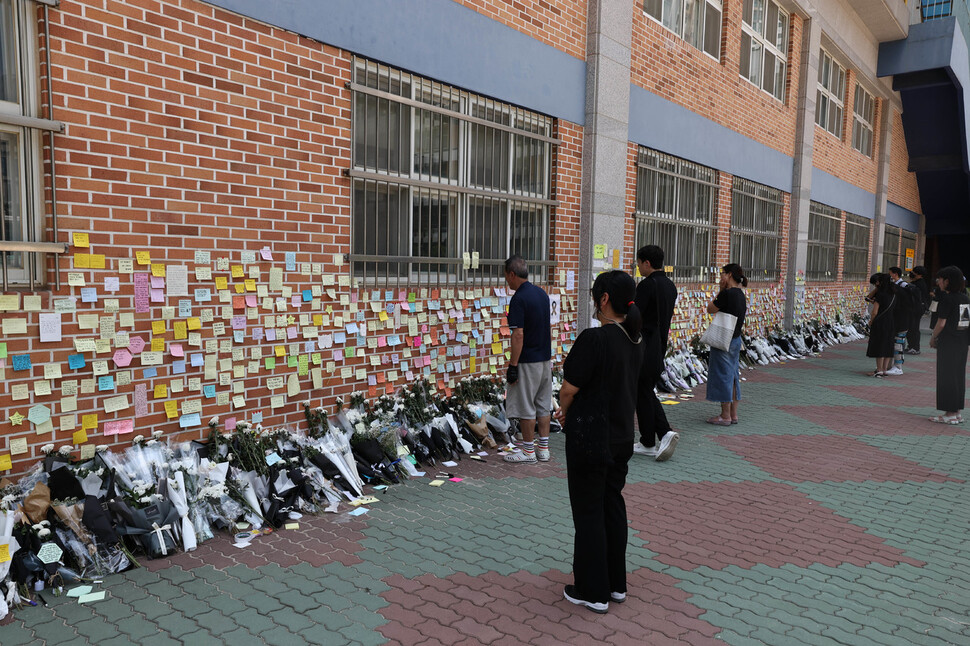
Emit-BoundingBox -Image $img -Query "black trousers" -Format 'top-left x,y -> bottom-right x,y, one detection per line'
937,335 -> 969,412
566,443 -> 633,604
907,313 -> 923,351
636,356 -> 671,447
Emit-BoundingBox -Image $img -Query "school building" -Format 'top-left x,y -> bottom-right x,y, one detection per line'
0,0 -> 966,470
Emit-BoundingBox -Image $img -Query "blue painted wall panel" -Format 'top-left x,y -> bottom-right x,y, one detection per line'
628,84 -> 794,192
886,201 -> 921,232
204,0 -> 587,125
809,167 -> 877,218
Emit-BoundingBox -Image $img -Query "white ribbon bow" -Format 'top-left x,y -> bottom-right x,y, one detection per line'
150,522 -> 172,557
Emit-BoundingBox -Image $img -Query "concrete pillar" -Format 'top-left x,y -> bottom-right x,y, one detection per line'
871,101 -> 894,273
783,14 -> 822,328
577,0 -> 633,331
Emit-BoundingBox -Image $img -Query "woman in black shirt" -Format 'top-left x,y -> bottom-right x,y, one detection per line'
866,273 -> 896,377
929,266 -> 970,424
705,264 -> 747,425
554,270 -> 643,613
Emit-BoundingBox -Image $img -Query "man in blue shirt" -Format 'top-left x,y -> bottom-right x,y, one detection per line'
503,255 -> 552,463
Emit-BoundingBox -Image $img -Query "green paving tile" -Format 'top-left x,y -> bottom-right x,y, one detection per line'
856,433 -> 970,482
626,434 -> 776,484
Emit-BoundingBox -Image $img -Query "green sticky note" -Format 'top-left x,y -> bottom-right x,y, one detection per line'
265,357 -> 276,370
408,292 -> 416,303
0,342 -> 6,359
287,355 -> 297,367
345,347 -> 355,358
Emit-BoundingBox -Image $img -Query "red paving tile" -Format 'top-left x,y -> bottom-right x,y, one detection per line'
780,404 -> 970,436
825,384 -> 938,409
379,567 -> 721,645
713,434 -> 961,483
625,480 -> 923,571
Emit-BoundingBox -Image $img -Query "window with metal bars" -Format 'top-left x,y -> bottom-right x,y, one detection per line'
740,0 -> 789,102
806,201 -> 841,282
0,0 -> 63,289
730,177 -> 782,282
900,229 -> 917,271
634,147 -> 718,283
349,58 -> 555,285
851,85 -> 875,157
842,212 -> 870,282
643,0 -> 723,59
815,49 -> 846,139
882,224 -> 900,272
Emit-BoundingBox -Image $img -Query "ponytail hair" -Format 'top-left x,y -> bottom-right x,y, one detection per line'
592,270 -> 642,342
722,263 -> 748,287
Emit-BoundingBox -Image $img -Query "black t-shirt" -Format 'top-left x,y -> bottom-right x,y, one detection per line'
937,291 -> 970,341
712,287 -> 747,338
874,290 -> 895,321
563,324 -> 642,445
634,271 -> 678,353
507,281 -> 551,363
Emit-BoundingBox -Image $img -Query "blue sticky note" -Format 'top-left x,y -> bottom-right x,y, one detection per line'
348,507 -> 368,516
190,353 -> 204,367
178,413 -> 201,428
233,330 -> 244,343
68,354 -> 86,370
172,360 -> 186,375
194,288 -> 211,302
97,375 -> 114,391
302,289 -> 311,302
203,384 -> 216,398
251,412 -> 263,424
285,252 -> 296,271
334,332 -> 346,344
265,452 -> 283,466
143,367 -> 158,379
80,288 -> 98,303
179,299 -> 192,317
11,355 -> 31,371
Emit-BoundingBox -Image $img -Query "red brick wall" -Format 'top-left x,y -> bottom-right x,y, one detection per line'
812,70 -> 881,197
888,109 -> 922,213
0,0 -> 585,474
455,0 -> 587,59
630,0 -> 802,158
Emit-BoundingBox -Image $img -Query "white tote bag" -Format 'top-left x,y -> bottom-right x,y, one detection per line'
700,311 -> 738,352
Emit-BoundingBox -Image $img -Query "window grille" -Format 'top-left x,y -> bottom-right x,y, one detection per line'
842,212 -> 870,282
806,201 -> 840,281
643,0 -> 723,59
900,229 -> 917,271
815,50 -> 846,139
730,177 -> 782,282
882,224 -> 900,271
851,85 -> 875,157
634,147 -> 718,283
349,58 -> 557,286
0,0 -> 66,289
740,0 -> 789,101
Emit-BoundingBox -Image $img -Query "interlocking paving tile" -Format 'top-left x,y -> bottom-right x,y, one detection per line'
713,433 -> 961,483
779,404 -> 970,436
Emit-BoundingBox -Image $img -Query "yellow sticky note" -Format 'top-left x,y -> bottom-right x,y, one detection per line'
82,413 -> 98,430
73,428 -> 88,445
74,253 -> 90,268
151,263 -> 166,277
174,321 -> 187,339
0,454 -> 11,471
0,543 -> 10,562
429,479 -> 445,487
379,311 -> 388,322
275,345 -> 285,357
135,251 -> 151,265
244,279 -> 256,292
152,320 -> 166,335
187,317 -> 201,330
231,265 -> 244,278
215,277 -> 228,290
151,338 -> 165,353
154,384 -> 168,398
90,254 -> 106,269
164,400 -> 178,419
491,342 -> 502,355
284,522 -> 300,530
73,232 -> 90,248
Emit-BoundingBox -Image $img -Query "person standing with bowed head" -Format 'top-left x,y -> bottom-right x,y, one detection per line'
704,264 -> 747,426
929,266 -> 970,425
865,273 -> 897,378
554,270 -> 643,614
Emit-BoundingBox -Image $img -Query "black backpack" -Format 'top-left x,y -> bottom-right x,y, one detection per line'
902,282 -> 923,316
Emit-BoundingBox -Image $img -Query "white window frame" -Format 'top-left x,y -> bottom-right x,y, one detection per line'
739,0 -> 789,102
643,0 -> 723,61
851,84 -> 875,157
815,49 -> 846,139
0,0 -> 46,287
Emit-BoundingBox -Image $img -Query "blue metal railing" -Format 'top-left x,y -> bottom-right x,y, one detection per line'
921,0 -> 953,21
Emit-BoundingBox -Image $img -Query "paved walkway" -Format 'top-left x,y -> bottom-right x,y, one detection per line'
3,337 -> 969,645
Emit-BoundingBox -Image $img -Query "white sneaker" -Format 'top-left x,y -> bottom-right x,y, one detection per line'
656,432 -> 679,462
885,367 -> 904,375
504,451 -> 537,464
610,591 -> 626,603
536,447 -> 550,462
633,443 -> 660,458
563,585 -> 608,614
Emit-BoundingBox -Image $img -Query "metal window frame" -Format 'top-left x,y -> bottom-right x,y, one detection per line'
842,212 -> 871,280
739,0 -> 789,101
816,49 -> 846,139
349,57 -> 557,286
851,84 -> 875,157
806,201 -> 841,281
642,0 -> 723,61
729,176 -> 782,281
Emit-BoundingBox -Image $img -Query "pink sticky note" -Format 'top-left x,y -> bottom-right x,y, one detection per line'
129,336 -> 145,354
225,417 -> 236,431
265,328 -> 276,341
449,478 -> 462,482
150,289 -> 164,302
377,337 -> 387,348
260,247 -> 273,261
291,295 -> 301,307
150,275 -> 165,289
133,274 -> 150,313
134,384 -> 148,417
231,315 -> 246,330
287,326 -> 297,339
246,294 -> 257,307
105,419 -> 134,435
113,349 -> 132,367
170,344 -> 184,357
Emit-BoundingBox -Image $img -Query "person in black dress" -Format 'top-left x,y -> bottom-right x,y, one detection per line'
865,273 -> 896,377
929,266 -> 969,424
554,270 -> 642,614
907,266 -> 930,354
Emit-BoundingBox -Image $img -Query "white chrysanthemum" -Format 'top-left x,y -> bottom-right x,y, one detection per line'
145,439 -> 158,447
58,445 -> 72,457
152,430 -> 163,439
96,445 -> 108,453
132,435 -> 144,444
38,528 -> 51,538
41,444 -> 55,455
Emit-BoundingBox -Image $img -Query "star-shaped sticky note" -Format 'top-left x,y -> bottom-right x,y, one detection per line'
287,315 -> 296,325
9,412 -> 25,426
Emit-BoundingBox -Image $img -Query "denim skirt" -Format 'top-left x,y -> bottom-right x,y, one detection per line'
706,335 -> 742,403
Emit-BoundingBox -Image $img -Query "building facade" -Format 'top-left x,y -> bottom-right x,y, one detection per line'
0,0 -> 945,472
